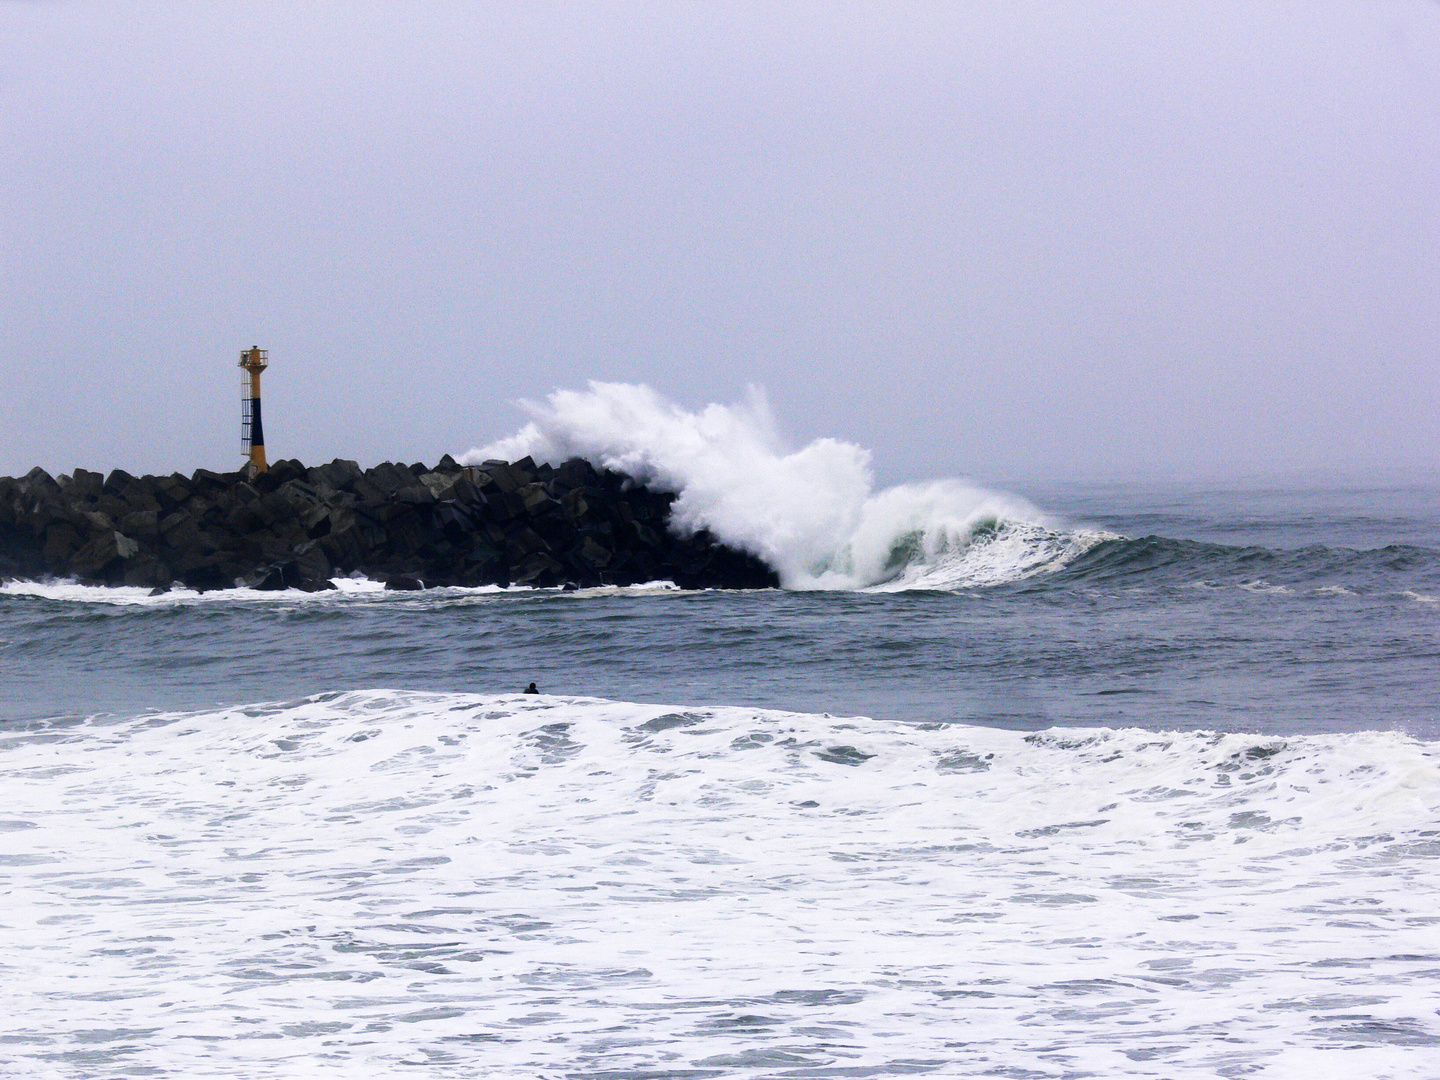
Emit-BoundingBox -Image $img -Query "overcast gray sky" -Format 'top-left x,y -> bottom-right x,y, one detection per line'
2,1 -> 1437,485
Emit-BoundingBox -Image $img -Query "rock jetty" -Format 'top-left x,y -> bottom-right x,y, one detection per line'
0,456 -> 778,592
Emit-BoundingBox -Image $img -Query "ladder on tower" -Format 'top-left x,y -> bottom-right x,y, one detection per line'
240,369 -> 255,456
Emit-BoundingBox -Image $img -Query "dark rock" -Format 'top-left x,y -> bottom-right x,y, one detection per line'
503,524 -> 550,563
482,463 -> 523,493
116,483 -> 161,514
153,473 -> 194,511
384,574 -> 424,591
67,469 -> 104,499
519,483 -> 554,515
256,535 -> 299,564
119,510 -> 159,539
190,468 -> 230,496
434,502 -> 473,542
385,513 -> 433,555
70,530 -> 140,580
254,490 -> 298,526
92,494 -> 128,522
302,504 -> 333,539
42,523 -> 83,564
306,458 -> 362,493
487,489 -> 525,522
259,459 -> 307,490
577,536 -> 612,568
513,552 -> 564,586
22,467 -> 59,495
419,471 -> 459,500
221,481 -> 260,508
252,567 -> 289,591
160,513 -> 218,555
555,458 -> 599,489
227,500 -> 267,534
102,469 -> 136,496
182,563 -> 236,592
251,552 -> 329,591
275,479 -> 319,509
367,462 -> 414,497
561,488 -> 591,522
292,540 -> 331,584
121,553 -> 171,589
173,548 -> 235,588
0,454 -> 781,592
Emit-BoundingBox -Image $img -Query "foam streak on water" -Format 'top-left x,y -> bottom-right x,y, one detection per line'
1,691 -> 1437,1078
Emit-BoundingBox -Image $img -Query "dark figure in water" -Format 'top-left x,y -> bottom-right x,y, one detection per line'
524,682 -> 539,694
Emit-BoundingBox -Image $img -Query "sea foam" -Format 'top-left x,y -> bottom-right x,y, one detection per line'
463,382 -> 1107,590
0,691 -> 1436,1077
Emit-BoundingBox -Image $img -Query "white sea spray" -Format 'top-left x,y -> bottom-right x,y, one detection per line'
463,382 -> 1109,589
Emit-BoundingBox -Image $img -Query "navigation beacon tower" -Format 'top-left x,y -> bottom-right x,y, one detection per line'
238,346 -> 269,477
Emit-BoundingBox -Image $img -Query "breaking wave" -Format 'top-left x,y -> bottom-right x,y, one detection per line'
463,382 -> 1108,590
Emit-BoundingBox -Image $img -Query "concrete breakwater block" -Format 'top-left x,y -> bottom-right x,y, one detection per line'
0,456 -> 779,593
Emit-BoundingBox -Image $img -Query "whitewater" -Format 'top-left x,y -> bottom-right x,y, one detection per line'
2,691 -> 1437,1079
464,382 -> 1106,591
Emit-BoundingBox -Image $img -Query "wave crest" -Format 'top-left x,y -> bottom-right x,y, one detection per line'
463,382 -> 1101,590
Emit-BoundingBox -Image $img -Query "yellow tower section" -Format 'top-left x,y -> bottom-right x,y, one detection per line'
239,346 -> 269,476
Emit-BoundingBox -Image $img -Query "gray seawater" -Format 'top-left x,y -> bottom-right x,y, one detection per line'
0,481 -> 1438,1079
3,483 -> 1437,738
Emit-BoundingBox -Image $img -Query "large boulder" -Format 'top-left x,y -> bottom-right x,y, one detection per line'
576,536 -> 612,568
42,523 -> 83,564
101,469 -> 136,497
121,553 -> 172,590
66,469 -> 104,500
366,462 -> 415,497
116,482 -> 161,514
291,540 -> 332,584
190,468 -> 232,495
419,471 -> 459,500
69,530 -> 141,581
21,467 -> 59,495
307,458 -> 363,494
159,511 -> 210,552
512,552 -> 565,587
153,473 -> 194,510
119,510 -> 159,540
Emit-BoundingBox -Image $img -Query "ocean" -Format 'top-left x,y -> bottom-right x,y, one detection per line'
1,469 -> 1437,1078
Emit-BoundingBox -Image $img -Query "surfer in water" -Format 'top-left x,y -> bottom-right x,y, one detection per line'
524,682 -> 539,694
